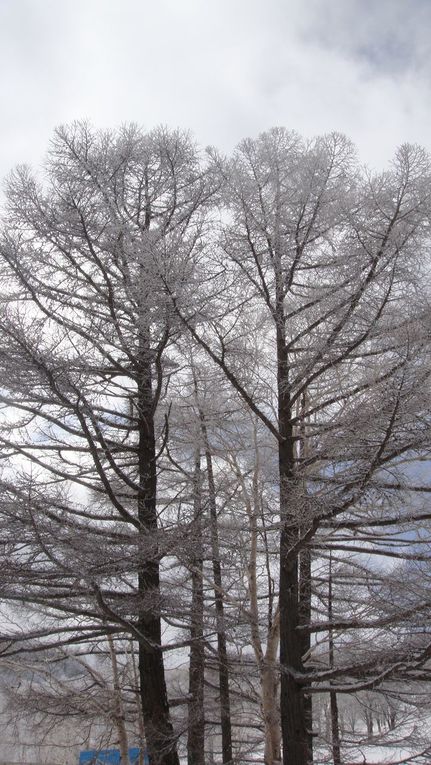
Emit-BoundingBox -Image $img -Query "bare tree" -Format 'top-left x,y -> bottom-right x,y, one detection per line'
2,124 -> 431,765
0,637 -> 143,763
169,129 -> 431,764
0,122 -> 213,765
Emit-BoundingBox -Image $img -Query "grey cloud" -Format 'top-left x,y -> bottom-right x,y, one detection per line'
298,0 -> 431,74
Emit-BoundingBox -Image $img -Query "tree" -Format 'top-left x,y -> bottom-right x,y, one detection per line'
0,121 -> 213,765
2,123 -> 431,765
171,129 -> 431,764
0,638 -> 144,764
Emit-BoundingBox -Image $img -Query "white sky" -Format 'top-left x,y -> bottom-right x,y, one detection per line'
0,0 -> 431,179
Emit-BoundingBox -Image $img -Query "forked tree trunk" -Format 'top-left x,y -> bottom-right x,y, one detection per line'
262,614 -> 282,765
137,335 -> 179,765
200,414 -> 233,764
187,449 -> 205,765
234,445 -> 281,765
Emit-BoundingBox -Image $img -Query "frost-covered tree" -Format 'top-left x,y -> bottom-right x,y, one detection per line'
0,122 -> 213,765
171,129 -> 431,764
2,124 -> 431,765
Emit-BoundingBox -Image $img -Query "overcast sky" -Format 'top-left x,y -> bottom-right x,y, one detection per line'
1,0 -> 431,179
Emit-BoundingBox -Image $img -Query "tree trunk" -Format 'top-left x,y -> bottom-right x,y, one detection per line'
299,547 -> 313,761
280,528 -> 310,765
328,553 -> 341,765
137,336 -> 179,765
130,640 -> 147,765
277,319 -> 311,765
107,633 -> 130,765
201,415 -> 233,764
187,449 -> 206,765
243,446 -> 281,765
298,390 -> 313,762
262,614 -> 282,765
233,441 -> 281,765
365,711 -> 373,739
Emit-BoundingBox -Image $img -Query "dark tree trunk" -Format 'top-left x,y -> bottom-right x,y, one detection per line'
365,712 -> 373,739
277,319 -> 312,765
299,547 -> 313,761
187,449 -> 206,765
280,523 -> 310,765
328,553 -> 341,765
137,337 -> 179,765
298,389 -> 313,762
201,415 -> 233,764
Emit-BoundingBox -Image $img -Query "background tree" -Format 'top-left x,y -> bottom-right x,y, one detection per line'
0,638 -> 143,764
171,129 -> 431,764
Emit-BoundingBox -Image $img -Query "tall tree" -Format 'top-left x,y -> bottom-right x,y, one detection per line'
2,124 -> 431,765
171,129 -> 431,764
0,122 -> 212,765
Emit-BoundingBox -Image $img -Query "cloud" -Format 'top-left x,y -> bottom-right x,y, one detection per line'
297,0 -> 431,70
0,0 -> 430,181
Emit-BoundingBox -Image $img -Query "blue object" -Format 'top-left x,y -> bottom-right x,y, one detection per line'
79,748 -> 148,765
